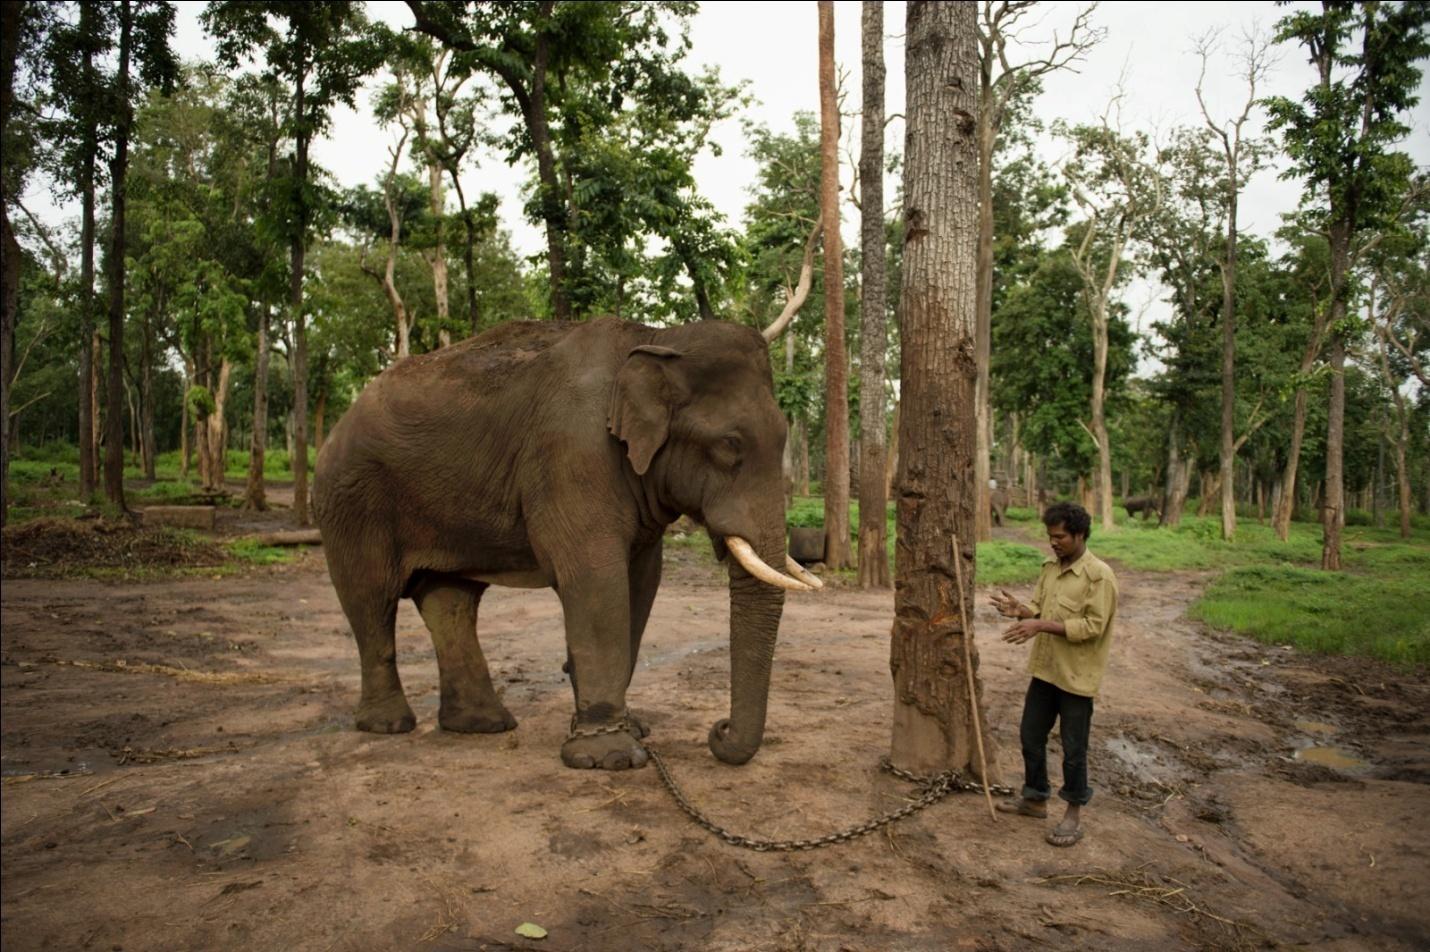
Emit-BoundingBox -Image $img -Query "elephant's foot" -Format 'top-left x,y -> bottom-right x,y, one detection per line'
625,710 -> 651,739
561,727 -> 649,770
355,693 -> 417,734
440,701 -> 518,734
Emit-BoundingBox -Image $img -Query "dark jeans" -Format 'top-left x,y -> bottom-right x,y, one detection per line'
1019,677 -> 1094,806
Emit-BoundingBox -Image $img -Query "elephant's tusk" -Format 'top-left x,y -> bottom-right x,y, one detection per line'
785,555 -> 825,590
725,537 -> 812,592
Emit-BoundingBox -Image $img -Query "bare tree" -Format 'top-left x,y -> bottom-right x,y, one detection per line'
890,0 -> 996,780
1194,28 -> 1273,543
973,1 -> 1103,541
1060,94 -> 1163,532
818,1 -> 852,570
856,1 -> 890,588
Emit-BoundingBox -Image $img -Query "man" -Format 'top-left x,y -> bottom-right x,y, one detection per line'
990,501 -> 1118,847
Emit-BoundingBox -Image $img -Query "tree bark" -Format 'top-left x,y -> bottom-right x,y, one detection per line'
818,1 -> 852,571
1090,304 -> 1114,530
1321,223 -> 1350,571
1273,386 -> 1311,539
244,308 -> 270,510
856,1 -> 890,589
313,387 -> 327,452
972,74 -> 995,543
103,0 -> 133,511
204,358 -> 232,494
889,0 -> 995,780
1218,192 -> 1238,541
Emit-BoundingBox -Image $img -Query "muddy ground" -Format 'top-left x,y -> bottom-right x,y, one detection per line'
2,499 -> 1428,951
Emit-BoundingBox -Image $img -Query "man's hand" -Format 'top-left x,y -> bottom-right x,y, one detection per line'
1002,619 -> 1044,644
990,589 -> 1030,620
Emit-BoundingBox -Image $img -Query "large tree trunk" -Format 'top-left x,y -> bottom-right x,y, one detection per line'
818,1 -> 852,571
102,0 -> 133,511
889,0 -> 996,780
291,68 -> 311,526
244,308 -> 270,510
856,1 -> 890,589
885,398 -> 899,499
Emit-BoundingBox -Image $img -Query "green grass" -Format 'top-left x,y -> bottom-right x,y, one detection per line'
225,537 -> 298,566
1190,565 -> 1430,666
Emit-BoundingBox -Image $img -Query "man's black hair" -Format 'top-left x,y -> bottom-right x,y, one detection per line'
1042,501 -> 1092,540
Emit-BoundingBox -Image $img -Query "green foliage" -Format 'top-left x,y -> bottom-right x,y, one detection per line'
1192,564 -> 1429,666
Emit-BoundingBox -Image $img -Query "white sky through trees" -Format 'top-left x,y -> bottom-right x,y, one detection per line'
22,1 -> 1430,363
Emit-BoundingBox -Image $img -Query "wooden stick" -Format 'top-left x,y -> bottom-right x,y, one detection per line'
952,534 -> 997,822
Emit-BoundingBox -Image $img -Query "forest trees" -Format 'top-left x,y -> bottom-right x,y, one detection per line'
889,0 -> 992,778
204,1 -> 385,526
1265,0 -> 1430,568
971,1 -> 1102,541
1058,109 -> 1163,531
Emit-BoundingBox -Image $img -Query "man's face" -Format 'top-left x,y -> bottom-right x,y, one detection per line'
1046,522 -> 1083,560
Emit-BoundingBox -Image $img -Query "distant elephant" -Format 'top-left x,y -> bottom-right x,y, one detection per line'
313,318 -> 821,772
1123,496 -> 1161,520
989,487 -> 1011,527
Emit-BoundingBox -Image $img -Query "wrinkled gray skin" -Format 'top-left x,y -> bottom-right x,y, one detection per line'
1123,496 -> 1161,521
989,487 -> 1011,527
313,318 -> 790,770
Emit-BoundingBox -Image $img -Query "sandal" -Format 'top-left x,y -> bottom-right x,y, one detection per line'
1046,827 -> 1084,847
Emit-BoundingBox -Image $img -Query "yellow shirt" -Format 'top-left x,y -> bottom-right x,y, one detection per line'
1027,549 -> 1118,698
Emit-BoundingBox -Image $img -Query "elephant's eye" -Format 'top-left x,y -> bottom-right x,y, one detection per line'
712,434 -> 743,468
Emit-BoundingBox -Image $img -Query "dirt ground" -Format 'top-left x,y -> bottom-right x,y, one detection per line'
3,500 -> 1428,951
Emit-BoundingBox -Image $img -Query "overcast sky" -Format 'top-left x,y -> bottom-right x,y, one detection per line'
25,1 -> 1430,347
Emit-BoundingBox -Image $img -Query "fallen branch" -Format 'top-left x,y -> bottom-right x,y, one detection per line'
240,529 -> 322,547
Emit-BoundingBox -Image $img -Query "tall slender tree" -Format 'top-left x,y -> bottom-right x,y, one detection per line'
1194,29 -> 1272,542
889,0 -> 994,779
1265,0 -> 1430,569
856,0 -> 890,588
1059,104 -> 1163,530
817,1 -> 852,571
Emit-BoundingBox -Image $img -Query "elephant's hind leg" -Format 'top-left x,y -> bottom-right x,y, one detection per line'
412,576 -> 517,733
335,582 -> 415,734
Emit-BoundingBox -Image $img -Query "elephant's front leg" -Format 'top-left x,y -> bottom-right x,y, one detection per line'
556,559 -> 649,770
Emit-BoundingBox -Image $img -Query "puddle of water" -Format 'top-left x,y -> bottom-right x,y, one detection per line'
1294,746 -> 1365,770
1294,720 -> 1338,735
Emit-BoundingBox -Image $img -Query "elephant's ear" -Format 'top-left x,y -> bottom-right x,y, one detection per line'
608,345 -> 684,476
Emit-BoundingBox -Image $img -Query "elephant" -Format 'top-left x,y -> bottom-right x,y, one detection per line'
1123,496 -> 1161,520
989,487 -> 1011,527
312,318 -> 822,772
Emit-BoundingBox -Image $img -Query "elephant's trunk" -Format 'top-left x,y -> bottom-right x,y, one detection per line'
708,534 -> 787,765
